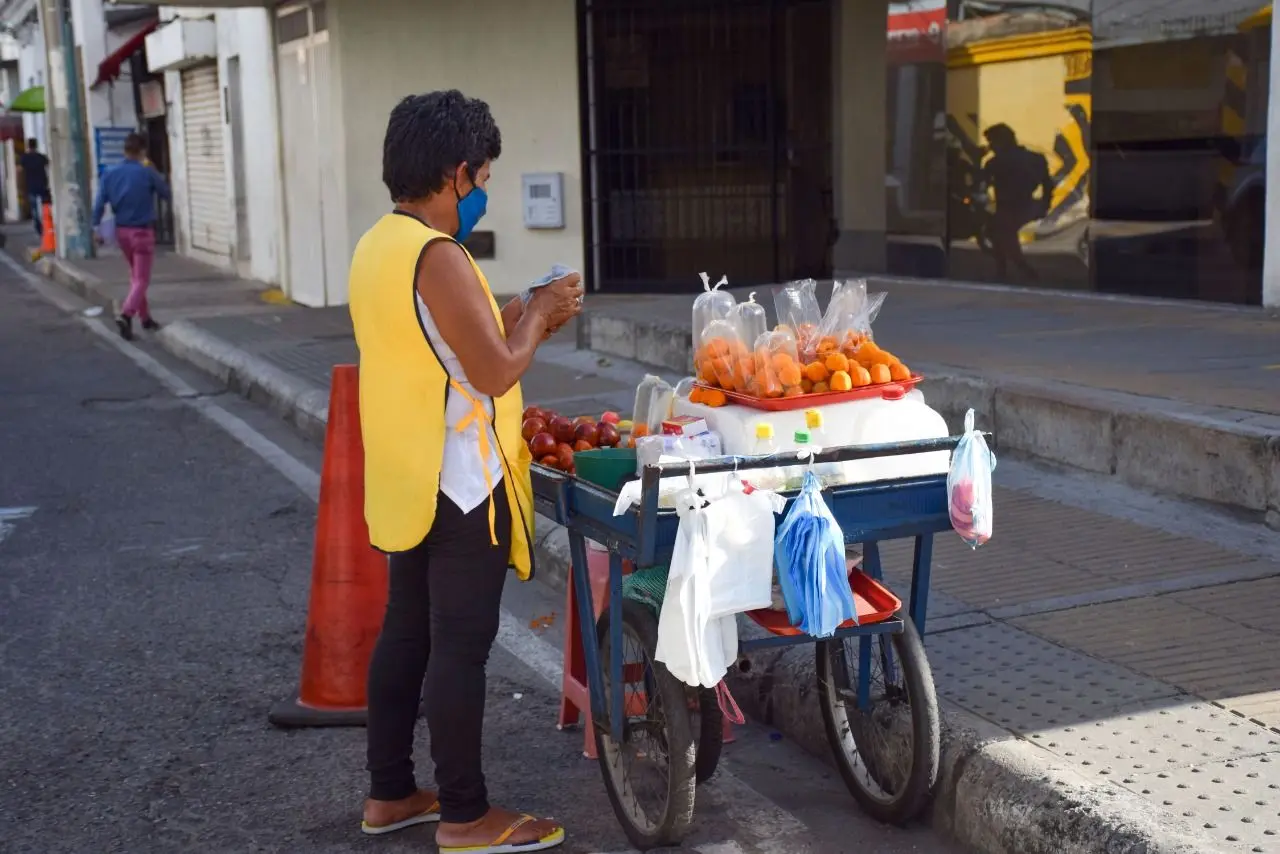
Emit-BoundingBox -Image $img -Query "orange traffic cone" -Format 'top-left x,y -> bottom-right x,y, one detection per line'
269,364 -> 389,728
39,202 -> 56,256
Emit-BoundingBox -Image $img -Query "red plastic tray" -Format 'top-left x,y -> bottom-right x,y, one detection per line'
745,569 -> 902,637
695,375 -> 923,411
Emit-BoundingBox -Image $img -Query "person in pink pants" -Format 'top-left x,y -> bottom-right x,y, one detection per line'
92,132 -> 171,341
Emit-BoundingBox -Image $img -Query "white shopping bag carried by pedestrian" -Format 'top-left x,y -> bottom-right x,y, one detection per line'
655,473 -> 783,688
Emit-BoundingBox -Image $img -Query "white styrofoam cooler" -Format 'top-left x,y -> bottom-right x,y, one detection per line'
672,385 -> 950,486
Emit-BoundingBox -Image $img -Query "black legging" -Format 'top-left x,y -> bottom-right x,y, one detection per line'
366,488 -> 512,824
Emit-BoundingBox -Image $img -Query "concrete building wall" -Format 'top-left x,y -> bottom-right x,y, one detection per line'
156,6 -> 284,285
71,0 -> 143,206
328,0 -> 584,296
832,0 -> 888,274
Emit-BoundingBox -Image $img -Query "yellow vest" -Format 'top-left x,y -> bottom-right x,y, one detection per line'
348,211 -> 535,579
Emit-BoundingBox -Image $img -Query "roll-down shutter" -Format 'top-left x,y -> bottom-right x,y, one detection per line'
180,64 -> 230,256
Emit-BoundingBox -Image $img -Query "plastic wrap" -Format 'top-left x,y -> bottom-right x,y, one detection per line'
749,329 -> 801,399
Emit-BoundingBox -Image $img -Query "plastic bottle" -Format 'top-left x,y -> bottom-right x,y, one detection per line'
748,422 -> 785,491
804,409 -> 843,487
785,429 -> 813,491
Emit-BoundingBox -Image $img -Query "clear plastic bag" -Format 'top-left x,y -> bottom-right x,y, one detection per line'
632,374 -> 673,433
732,291 -> 769,352
816,279 -> 885,361
772,279 -> 822,362
773,471 -> 859,637
698,318 -> 747,391
692,272 -> 735,355
752,329 -> 803,399
948,409 -> 997,548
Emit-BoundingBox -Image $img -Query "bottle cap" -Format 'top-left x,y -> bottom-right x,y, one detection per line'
804,409 -> 823,428
794,429 -> 810,443
755,423 -> 774,439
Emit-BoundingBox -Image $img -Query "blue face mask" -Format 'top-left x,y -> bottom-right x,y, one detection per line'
455,185 -> 488,242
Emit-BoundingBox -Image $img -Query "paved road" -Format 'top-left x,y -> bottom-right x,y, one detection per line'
0,261 -> 960,854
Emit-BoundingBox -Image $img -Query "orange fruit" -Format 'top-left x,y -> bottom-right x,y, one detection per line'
870,363 -> 892,385
778,362 -> 803,387
705,338 -> 730,358
633,423 -> 650,438
770,351 -> 794,371
783,385 -> 804,398
889,362 -> 911,381
829,370 -> 853,392
801,377 -> 814,393
816,336 -> 838,356
804,361 -> 829,383
689,386 -> 705,405
760,368 -> 783,398
703,389 -> 728,407
853,366 -> 872,387
697,360 -> 716,384
812,381 -> 830,394
825,352 -> 850,374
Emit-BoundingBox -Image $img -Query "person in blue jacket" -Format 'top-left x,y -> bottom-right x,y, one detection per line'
93,132 -> 171,340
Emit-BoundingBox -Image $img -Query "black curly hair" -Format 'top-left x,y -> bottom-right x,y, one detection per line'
382,90 -> 502,202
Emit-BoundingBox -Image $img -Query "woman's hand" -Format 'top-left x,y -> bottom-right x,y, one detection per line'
528,273 -> 584,334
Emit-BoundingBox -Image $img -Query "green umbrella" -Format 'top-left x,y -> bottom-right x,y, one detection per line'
9,86 -> 44,113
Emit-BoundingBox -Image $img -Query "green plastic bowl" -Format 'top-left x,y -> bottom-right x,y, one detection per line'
573,447 -> 638,493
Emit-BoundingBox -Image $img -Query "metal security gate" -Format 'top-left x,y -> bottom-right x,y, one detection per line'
180,64 -> 230,257
579,0 -> 833,292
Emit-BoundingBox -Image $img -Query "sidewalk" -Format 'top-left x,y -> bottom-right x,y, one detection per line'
32,239 -> 1280,854
582,283 -> 1280,529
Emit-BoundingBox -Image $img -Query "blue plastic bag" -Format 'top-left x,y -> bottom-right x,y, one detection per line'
773,471 -> 858,638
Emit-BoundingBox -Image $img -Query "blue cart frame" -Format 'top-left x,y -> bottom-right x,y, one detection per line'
532,433 -> 982,839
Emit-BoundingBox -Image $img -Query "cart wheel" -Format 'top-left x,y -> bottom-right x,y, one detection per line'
815,617 -> 940,825
692,687 -> 724,784
594,599 -> 697,850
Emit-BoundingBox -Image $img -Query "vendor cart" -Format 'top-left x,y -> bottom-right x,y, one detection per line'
532,434 -> 978,851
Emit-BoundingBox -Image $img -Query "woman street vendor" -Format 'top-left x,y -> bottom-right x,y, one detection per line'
348,90 -> 583,853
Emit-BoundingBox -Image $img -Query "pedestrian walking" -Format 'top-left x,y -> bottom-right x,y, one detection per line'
348,90 -> 582,853
19,138 -> 49,235
91,132 -> 171,340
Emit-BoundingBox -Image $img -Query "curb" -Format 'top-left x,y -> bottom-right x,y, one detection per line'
35,258 -> 1230,853
581,311 -> 1280,531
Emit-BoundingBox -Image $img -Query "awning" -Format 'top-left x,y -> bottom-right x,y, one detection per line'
92,20 -> 159,88
9,86 -> 44,113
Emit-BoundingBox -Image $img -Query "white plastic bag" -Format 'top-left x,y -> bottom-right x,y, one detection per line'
704,481 -> 785,618
948,409 -> 996,548
655,484 -> 738,688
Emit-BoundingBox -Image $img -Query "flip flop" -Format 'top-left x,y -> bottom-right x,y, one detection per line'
439,814 -> 566,853
359,799 -> 441,835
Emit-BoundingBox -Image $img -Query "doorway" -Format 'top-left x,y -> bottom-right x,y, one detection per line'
579,0 -> 833,292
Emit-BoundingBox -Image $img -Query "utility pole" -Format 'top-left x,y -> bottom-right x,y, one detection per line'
38,0 -> 93,259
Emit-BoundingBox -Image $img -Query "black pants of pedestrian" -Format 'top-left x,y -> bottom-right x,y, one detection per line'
366,488 -> 512,824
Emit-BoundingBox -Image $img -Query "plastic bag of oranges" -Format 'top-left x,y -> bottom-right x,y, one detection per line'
696,318 -> 750,392
772,279 -> 822,363
692,272 -> 735,356
747,329 -> 804,399
813,279 -> 885,362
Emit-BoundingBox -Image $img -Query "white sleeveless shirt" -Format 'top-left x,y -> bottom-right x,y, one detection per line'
416,294 -> 505,513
